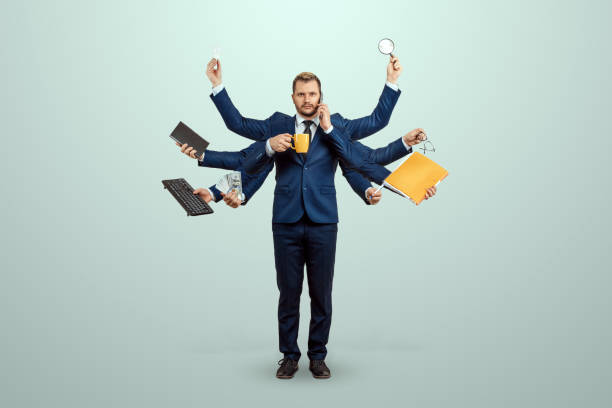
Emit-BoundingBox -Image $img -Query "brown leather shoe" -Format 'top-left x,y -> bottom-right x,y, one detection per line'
276,358 -> 299,379
309,360 -> 331,379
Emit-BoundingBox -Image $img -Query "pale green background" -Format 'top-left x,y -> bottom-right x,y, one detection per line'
1,0 -> 610,407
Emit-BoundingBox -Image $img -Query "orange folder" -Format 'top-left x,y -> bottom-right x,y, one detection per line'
382,152 -> 448,205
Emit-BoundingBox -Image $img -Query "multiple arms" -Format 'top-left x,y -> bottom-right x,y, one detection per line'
177,55 -> 437,208
177,140 -> 273,208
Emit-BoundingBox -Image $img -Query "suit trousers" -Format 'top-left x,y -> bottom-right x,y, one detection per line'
272,213 -> 338,361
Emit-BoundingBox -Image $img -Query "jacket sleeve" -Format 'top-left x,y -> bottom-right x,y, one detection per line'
339,161 -> 372,205
323,126 -> 391,185
242,141 -> 274,175
239,162 -> 274,206
210,88 -> 271,141
197,141 -> 262,170
198,149 -> 243,170
368,137 -> 412,166
208,185 -> 223,203
335,85 -> 401,141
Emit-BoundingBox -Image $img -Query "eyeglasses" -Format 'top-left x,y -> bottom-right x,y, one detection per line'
419,140 -> 436,155
413,132 -> 435,155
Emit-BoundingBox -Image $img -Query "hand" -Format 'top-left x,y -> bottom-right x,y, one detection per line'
366,187 -> 382,205
269,133 -> 292,152
403,128 -> 427,146
424,185 -> 437,200
193,188 -> 213,203
317,103 -> 331,131
176,141 -> 200,159
206,58 -> 222,87
386,55 -> 402,84
221,190 -> 242,208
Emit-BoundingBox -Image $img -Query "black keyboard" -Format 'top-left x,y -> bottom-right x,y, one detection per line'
162,178 -> 214,216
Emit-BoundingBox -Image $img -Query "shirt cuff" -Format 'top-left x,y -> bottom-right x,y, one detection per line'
265,139 -> 276,157
207,188 -> 216,201
364,187 -> 371,201
197,151 -> 206,163
385,81 -> 399,92
212,83 -> 225,96
401,137 -> 412,152
323,125 -> 334,134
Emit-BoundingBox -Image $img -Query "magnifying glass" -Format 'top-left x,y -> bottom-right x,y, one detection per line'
378,38 -> 395,57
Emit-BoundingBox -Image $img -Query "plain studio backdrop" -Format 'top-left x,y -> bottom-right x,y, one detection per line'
1,0 -> 610,407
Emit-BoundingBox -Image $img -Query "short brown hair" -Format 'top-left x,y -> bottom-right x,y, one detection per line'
292,72 -> 321,93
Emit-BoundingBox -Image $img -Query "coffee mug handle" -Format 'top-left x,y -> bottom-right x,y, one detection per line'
290,134 -> 296,150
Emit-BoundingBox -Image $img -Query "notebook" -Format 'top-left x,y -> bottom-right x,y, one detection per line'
170,121 -> 209,160
380,152 -> 448,205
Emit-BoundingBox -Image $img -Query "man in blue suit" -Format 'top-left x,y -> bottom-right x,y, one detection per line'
203,57 -> 436,379
176,129 -> 427,206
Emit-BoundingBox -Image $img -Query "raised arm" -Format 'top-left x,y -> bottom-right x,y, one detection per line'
206,58 -> 270,141
332,56 -> 403,141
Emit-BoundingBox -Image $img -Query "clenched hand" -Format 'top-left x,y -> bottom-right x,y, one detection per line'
403,128 -> 427,146
270,133 -> 293,152
206,58 -> 222,87
176,141 -> 199,159
192,188 -> 212,203
221,190 -> 242,208
366,187 -> 382,205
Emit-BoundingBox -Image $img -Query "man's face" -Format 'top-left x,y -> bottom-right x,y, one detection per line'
292,80 -> 321,118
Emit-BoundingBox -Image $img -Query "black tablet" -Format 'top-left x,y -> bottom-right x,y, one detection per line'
170,121 -> 210,160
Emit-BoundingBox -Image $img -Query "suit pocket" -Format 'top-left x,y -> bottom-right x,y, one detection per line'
320,185 -> 336,195
274,185 -> 290,195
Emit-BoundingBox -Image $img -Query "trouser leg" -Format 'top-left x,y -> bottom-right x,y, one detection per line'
304,220 -> 338,361
272,221 -> 306,361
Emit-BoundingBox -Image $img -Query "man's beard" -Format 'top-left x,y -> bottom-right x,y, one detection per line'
299,106 -> 317,117
297,98 -> 319,117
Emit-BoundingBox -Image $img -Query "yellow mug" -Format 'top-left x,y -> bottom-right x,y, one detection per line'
291,133 -> 310,153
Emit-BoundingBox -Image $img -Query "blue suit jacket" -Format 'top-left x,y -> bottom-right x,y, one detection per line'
200,136 -> 410,208
210,86 -> 401,223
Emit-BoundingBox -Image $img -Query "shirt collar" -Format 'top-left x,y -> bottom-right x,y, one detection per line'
295,113 -> 319,128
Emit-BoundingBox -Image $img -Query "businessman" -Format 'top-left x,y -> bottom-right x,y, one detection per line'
177,129 -> 430,206
205,57 -> 436,379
